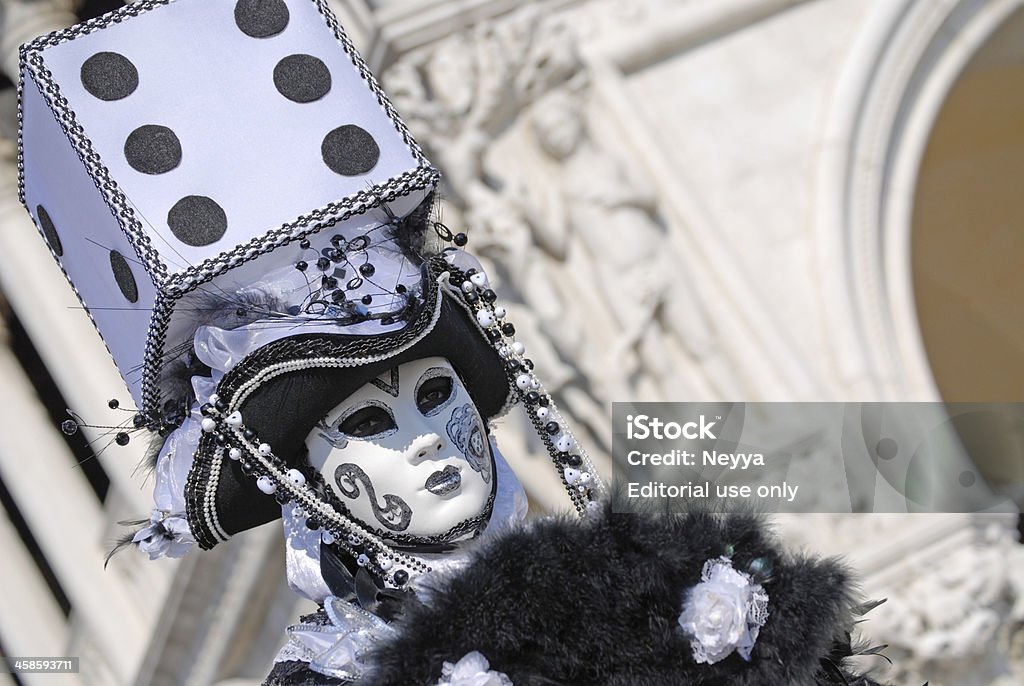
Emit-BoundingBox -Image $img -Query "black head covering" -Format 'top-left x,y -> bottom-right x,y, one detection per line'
184,258 -> 512,548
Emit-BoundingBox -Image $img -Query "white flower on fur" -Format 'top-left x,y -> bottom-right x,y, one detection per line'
132,510 -> 194,560
436,651 -> 513,686
678,557 -> 769,665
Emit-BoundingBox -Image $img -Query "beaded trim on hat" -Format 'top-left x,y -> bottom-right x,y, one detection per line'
188,253 -> 604,590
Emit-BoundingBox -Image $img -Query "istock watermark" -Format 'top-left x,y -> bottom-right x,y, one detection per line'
612,402 -> 1024,514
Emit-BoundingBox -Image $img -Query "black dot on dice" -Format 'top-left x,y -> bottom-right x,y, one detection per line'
168,196 -> 228,247
322,125 -> 380,176
81,52 -> 139,101
234,0 -> 289,38
274,54 -> 332,103
109,250 -> 138,303
35,205 -> 63,257
124,125 -> 182,175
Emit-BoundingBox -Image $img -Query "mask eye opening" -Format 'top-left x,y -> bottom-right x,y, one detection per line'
415,366 -> 455,417
337,399 -> 397,439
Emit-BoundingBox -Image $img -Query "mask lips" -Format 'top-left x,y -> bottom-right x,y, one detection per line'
425,465 -> 462,496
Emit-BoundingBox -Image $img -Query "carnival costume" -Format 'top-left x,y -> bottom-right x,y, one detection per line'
18,1 -> 891,684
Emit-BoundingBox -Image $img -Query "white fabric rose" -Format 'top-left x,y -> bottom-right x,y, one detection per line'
678,557 -> 769,665
436,651 -> 513,686
132,510 -> 194,560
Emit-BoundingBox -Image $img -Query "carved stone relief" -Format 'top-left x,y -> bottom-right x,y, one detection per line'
870,520 -> 1024,685
383,4 -> 728,481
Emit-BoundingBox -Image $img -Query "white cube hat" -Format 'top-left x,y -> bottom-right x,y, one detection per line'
18,0 -> 438,420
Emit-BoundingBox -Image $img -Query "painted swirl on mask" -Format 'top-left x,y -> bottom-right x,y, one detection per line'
446,403 -> 491,484
334,463 -> 412,531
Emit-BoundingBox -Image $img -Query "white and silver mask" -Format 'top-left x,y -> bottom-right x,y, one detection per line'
305,357 -> 495,543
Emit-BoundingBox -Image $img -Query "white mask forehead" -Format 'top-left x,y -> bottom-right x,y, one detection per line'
317,357 -> 453,430
305,356 -> 494,541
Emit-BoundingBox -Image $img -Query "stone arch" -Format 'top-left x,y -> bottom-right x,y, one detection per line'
815,0 -> 1021,400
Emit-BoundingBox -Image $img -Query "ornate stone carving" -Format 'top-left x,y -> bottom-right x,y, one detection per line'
866,519 -> 1024,685
383,6 -> 719,479
0,1 -> 78,80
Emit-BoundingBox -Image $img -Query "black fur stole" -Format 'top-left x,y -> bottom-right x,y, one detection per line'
367,505 -> 890,685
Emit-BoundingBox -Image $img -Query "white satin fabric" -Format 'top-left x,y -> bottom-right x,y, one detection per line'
274,595 -> 398,681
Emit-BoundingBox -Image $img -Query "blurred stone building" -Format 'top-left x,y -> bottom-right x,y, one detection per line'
0,1 -> 1022,685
